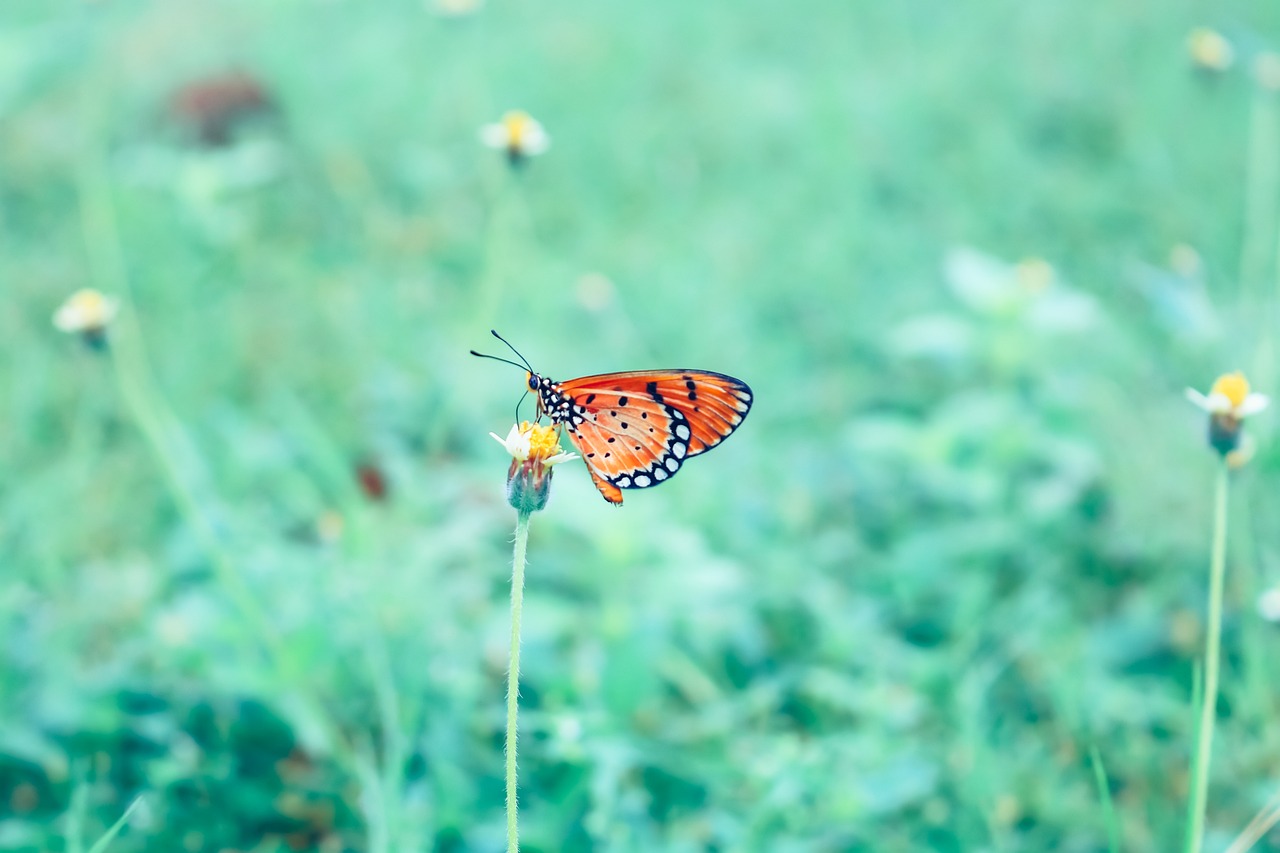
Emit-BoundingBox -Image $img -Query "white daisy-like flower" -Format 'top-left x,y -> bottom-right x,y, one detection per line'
1187,372 -> 1268,457
490,421 -> 577,466
479,110 -> 550,163
1185,372 -> 1269,419
53,289 -> 119,334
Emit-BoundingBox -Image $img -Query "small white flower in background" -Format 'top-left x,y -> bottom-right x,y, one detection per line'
54,289 -> 118,333
479,110 -> 550,165
942,246 -> 1099,333
1186,372 -> 1269,457
1185,373 -> 1269,419
1187,27 -> 1234,73
1258,586 -> 1280,623
54,288 -> 119,348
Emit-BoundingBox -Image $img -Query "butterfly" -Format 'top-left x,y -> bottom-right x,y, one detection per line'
472,331 -> 753,505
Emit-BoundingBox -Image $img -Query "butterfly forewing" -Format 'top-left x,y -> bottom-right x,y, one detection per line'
543,369 -> 752,504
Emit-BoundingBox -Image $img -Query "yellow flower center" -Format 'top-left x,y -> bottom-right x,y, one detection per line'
523,421 -> 564,460
73,290 -> 108,320
55,288 -> 118,332
1211,371 -> 1250,409
503,111 -> 529,147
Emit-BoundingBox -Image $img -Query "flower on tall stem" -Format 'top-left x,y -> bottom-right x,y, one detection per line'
1182,371 -> 1267,853
479,110 -> 550,167
1186,371 -> 1269,456
489,420 -> 575,853
53,289 -> 119,350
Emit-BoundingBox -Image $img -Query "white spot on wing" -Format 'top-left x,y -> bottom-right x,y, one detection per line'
616,475 -> 632,487
672,441 -> 687,458
634,473 -> 652,487
665,457 -> 679,472
675,423 -> 690,440
653,467 -> 667,481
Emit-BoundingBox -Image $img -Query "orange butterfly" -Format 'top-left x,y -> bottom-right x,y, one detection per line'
473,331 -> 753,504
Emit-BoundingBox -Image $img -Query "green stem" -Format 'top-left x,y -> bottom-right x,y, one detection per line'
1089,746 -> 1121,853
506,511 -> 531,853
77,133 -> 285,674
1186,461 -> 1230,853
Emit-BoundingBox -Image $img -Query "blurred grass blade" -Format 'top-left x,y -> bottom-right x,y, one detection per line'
1089,746 -> 1121,853
1223,787 -> 1280,853
86,797 -> 144,853
65,775 -> 89,853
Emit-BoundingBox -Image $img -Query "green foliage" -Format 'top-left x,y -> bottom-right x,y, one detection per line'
4,0 -> 1280,850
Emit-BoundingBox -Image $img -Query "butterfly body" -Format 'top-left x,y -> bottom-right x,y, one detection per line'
528,369 -> 753,504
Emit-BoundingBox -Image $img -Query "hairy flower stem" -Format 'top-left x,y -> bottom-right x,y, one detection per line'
506,511 -> 530,852
1186,462 -> 1230,853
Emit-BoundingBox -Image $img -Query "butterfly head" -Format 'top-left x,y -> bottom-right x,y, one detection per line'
527,372 -> 545,415
528,372 -> 565,420
470,332 -> 566,423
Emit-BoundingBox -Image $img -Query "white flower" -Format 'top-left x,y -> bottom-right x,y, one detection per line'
491,423 -> 532,460
1185,372 -> 1269,418
490,422 -> 577,466
53,289 -> 119,334
479,111 -> 550,161
1187,372 -> 1268,457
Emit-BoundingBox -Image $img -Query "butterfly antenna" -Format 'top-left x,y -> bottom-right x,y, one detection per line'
470,331 -> 536,372
469,350 -> 527,371
488,329 -> 535,372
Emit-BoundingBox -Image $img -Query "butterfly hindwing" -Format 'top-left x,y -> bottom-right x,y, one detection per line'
545,370 -> 753,504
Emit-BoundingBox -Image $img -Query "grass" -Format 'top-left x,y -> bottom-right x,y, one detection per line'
5,0 -> 1280,850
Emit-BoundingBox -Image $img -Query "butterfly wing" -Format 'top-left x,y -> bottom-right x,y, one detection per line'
554,370 -> 753,504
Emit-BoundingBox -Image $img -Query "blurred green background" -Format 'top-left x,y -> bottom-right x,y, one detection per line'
5,0 -> 1280,850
